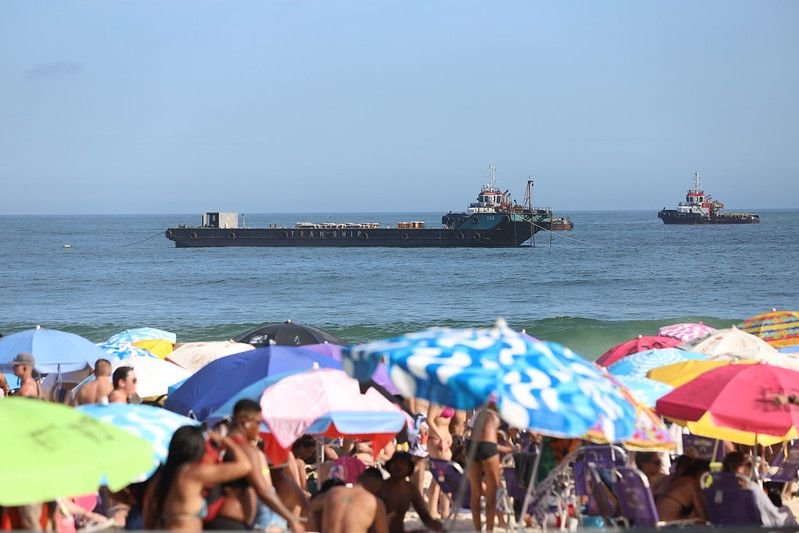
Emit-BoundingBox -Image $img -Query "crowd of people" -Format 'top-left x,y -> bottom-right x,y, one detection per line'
4,350 -> 799,531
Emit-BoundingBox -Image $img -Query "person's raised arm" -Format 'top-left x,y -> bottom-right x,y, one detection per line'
189,434 -> 251,486
243,445 -> 305,532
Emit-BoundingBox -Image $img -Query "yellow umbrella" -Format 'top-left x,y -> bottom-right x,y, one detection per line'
646,358 -> 757,388
132,339 -> 174,359
668,413 -> 796,446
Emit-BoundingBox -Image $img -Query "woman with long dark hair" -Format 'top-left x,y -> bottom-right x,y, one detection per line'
143,426 -> 251,531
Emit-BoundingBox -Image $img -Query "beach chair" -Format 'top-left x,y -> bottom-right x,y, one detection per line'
681,434 -> 724,462
700,471 -> 762,526
612,466 -> 705,528
572,445 -> 627,497
585,464 -> 623,528
502,449 -> 539,520
428,458 -> 471,515
764,441 -> 799,506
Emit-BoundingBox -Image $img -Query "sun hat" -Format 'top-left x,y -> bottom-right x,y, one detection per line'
11,352 -> 36,367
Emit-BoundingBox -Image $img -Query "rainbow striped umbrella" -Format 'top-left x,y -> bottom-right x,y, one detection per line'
739,310 -> 799,349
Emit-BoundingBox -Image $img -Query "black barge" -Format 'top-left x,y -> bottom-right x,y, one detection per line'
166,170 -> 558,248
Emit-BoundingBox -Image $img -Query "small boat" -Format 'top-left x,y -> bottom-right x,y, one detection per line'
657,173 -> 759,225
547,216 -> 574,231
63,244 -> 72,248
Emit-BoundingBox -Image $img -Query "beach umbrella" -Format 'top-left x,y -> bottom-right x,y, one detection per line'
259,369 -> 409,464
611,375 -> 673,408
655,364 -> 799,445
739,310 -> 799,349
302,343 -> 399,395
0,398 -> 153,506
167,341 -> 255,372
0,327 -> 104,373
658,322 -> 716,343
680,327 -> 780,359
585,380 -> 675,450
115,355 -> 191,398
96,341 -> 153,362
595,336 -> 681,367
77,403 -> 199,477
132,339 -> 174,359
105,327 -> 176,345
164,346 -> 341,420
233,320 -> 345,347
606,348 -> 708,378
207,371 -> 300,427
345,320 -> 637,442
646,358 -> 758,388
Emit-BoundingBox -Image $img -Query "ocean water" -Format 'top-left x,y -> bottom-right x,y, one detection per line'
1,210 -> 797,359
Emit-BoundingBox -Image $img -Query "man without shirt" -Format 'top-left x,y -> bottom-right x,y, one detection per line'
378,452 -> 443,533
311,468 -> 388,533
74,358 -> 113,405
208,399 -> 305,531
11,352 -> 40,398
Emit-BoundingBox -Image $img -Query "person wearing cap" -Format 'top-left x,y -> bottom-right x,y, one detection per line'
11,352 -> 41,398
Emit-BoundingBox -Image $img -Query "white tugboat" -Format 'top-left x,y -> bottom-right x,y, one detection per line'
657,172 -> 759,225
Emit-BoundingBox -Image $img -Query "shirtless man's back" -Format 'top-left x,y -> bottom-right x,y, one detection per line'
322,485 -> 387,533
75,359 -> 114,405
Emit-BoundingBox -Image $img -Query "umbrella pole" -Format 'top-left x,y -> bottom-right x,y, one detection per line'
447,402 -> 488,531
315,437 -> 324,492
516,439 -> 543,532
712,439 -> 720,462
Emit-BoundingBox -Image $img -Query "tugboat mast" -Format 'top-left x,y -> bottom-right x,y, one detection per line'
487,163 -> 497,189
692,171 -> 702,192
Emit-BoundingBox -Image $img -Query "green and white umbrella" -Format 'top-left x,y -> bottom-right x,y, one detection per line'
0,398 -> 154,506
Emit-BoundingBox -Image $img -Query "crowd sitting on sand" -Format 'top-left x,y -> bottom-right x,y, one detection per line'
2,350 -> 799,532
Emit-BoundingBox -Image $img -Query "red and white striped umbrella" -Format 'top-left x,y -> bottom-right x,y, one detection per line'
658,322 -> 716,343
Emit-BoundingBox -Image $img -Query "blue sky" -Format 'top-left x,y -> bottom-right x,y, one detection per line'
1,1 -> 797,214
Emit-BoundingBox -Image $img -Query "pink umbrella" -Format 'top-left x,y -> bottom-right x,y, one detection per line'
658,322 -> 716,343
259,369 -> 409,465
302,343 -> 399,395
656,364 -> 799,438
596,335 -> 682,367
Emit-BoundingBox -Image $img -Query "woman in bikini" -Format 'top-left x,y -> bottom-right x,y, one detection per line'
468,403 -> 502,532
426,404 -> 455,519
143,426 -> 252,531
654,455 -> 709,522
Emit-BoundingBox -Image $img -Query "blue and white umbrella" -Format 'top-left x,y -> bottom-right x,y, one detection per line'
612,375 -> 673,408
96,342 -> 155,362
0,327 -> 104,373
345,320 -> 637,441
77,403 -> 198,476
606,348 -> 707,379
105,327 -> 177,346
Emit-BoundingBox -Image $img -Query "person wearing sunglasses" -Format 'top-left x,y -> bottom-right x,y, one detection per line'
109,366 -> 138,404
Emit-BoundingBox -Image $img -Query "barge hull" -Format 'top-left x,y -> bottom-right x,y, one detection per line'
658,210 -> 760,225
166,224 -> 537,248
